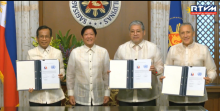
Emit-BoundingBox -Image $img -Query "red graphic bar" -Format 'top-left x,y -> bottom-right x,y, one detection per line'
190,12 -> 217,15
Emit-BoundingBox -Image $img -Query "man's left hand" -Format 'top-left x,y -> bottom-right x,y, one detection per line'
58,74 -> 64,81
103,96 -> 109,104
204,77 -> 211,84
149,65 -> 157,75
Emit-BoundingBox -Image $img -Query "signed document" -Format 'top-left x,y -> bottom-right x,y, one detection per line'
16,60 -> 60,90
162,65 -> 206,96
109,59 -> 151,89
186,67 -> 206,96
133,59 -> 151,88
41,60 -> 60,89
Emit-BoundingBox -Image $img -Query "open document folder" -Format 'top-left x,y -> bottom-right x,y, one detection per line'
16,59 -> 60,91
162,65 -> 206,96
109,59 -> 152,89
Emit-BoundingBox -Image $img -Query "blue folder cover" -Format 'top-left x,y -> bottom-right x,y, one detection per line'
34,60 -> 42,90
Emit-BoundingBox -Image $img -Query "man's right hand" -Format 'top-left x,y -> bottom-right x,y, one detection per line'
107,70 -> 111,75
69,96 -> 76,105
28,88 -> 33,93
159,76 -> 166,83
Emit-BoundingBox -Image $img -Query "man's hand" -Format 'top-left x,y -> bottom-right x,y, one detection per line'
103,96 -> 109,104
58,74 -> 64,81
204,77 -> 211,84
28,88 -> 33,93
69,96 -> 76,105
107,70 -> 111,75
159,76 -> 165,83
149,65 -> 157,75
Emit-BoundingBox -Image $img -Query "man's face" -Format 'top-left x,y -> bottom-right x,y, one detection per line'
82,29 -> 96,48
36,29 -> 51,49
179,25 -> 195,46
129,24 -> 145,44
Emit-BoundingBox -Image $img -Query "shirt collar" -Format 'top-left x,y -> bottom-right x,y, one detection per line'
84,44 -> 96,53
181,41 -> 195,49
38,45 -> 51,54
129,40 -> 144,49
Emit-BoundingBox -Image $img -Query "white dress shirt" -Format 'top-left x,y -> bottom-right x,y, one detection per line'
165,42 -> 217,103
114,40 -> 164,102
26,45 -> 65,104
66,44 -> 110,105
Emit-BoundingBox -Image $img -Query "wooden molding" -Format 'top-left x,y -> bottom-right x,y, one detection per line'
39,1 -> 43,26
206,84 -> 220,92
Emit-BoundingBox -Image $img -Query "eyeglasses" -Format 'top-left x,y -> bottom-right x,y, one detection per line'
38,36 -> 51,40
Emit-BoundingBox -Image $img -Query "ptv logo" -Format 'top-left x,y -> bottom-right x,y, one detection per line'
187,5 -> 217,15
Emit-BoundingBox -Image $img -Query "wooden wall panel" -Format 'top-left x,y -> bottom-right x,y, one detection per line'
42,1 -> 150,59
205,93 -> 220,111
205,85 -> 220,111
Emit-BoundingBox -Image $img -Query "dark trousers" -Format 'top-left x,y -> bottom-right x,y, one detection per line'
75,100 -> 103,106
118,99 -> 156,106
29,100 -> 61,106
169,101 -> 205,107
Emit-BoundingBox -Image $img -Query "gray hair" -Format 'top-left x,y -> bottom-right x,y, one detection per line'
179,22 -> 194,33
129,20 -> 145,31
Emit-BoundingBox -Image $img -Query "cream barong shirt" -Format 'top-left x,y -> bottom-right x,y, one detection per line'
114,40 -> 164,102
26,45 -> 65,104
165,42 -> 217,103
66,44 -> 110,105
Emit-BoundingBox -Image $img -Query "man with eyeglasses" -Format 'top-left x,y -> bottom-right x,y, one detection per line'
26,25 -> 65,106
109,20 -> 164,106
